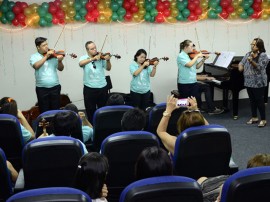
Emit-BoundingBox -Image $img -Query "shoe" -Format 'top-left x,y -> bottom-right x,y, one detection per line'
246,118 -> 259,125
233,116 -> 238,120
208,108 -> 224,115
258,120 -> 267,127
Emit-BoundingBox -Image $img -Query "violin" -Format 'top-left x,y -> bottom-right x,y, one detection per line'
189,49 -> 220,59
143,57 -> 169,68
93,52 -> 121,60
44,49 -> 77,59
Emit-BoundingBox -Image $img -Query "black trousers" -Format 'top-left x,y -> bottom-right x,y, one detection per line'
130,90 -> 150,111
83,85 -> 108,124
177,83 -> 200,101
36,84 -> 61,113
197,82 -> 215,111
246,87 -> 266,120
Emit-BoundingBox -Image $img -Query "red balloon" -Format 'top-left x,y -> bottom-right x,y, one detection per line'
92,9 -> 100,18
86,2 -> 95,11
187,3 -> 196,11
85,13 -> 92,22
188,12 -> 198,21
194,7 -> 202,15
59,19 -> 65,24
220,0 -> 230,8
163,9 -> 171,17
20,21 -> 26,26
193,0 -> 200,7
124,11 -> 132,21
155,13 -> 164,23
12,5 -> 21,15
20,2 -> 28,10
54,0 -> 61,8
17,13 -> 26,22
52,17 -> 59,24
49,5 -> 57,14
129,0 -> 136,5
252,3 -> 262,12
123,2 -> 131,10
251,12 -> 261,19
12,18 -> 20,26
130,6 -> 139,13
157,3 -> 165,12
163,1 -> 170,9
226,6 -> 234,13
254,0 -> 262,3
56,10 -> 65,19
92,0 -> 99,7
219,10 -> 229,19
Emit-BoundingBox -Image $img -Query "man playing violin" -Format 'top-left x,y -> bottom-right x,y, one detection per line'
30,37 -> 64,113
79,41 -> 111,123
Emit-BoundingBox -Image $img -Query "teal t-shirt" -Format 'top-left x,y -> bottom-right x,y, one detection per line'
20,124 -> 32,144
82,125 -> 93,143
177,51 -> 197,84
79,54 -> 107,88
30,52 -> 60,88
130,61 -> 153,94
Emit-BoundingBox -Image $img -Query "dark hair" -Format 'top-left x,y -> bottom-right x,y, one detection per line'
134,49 -> 147,62
64,103 -> 79,114
35,37 -> 47,47
254,38 -> 266,53
179,39 -> 192,52
135,146 -> 173,180
106,94 -> 125,106
247,154 -> 270,168
85,41 -> 94,50
0,97 -> 18,117
121,108 -> 146,131
52,111 -> 80,136
73,152 -> 109,199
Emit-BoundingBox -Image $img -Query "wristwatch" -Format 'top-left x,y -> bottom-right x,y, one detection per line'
163,111 -> 171,117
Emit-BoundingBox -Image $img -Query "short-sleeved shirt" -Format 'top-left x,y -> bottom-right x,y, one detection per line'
79,55 -> 107,88
30,52 -> 59,88
239,52 -> 269,88
20,124 -> 32,144
82,125 -> 93,143
130,61 -> 153,94
177,51 -> 197,84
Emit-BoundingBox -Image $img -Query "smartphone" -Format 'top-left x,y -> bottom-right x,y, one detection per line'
177,98 -> 189,107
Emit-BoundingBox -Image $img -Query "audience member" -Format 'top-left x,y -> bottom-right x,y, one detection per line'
6,160 -> 18,183
135,146 -> 173,180
121,108 -> 146,131
157,95 -> 208,155
64,103 -> 93,143
0,97 -> 35,144
73,152 -> 109,202
106,93 -> 125,106
38,111 -> 88,154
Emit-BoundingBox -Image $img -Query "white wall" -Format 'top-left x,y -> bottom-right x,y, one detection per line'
0,19 -> 270,110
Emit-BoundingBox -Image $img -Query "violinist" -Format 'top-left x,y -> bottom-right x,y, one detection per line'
177,40 -> 208,101
129,49 -> 159,110
79,41 -> 111,123
239,38 -> 268,127
30,37 -> 64,113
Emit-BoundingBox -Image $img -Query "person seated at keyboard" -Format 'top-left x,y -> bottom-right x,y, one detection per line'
196,75 -> 224,115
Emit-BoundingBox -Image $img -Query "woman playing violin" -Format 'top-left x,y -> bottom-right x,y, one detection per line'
30,37 -> 64,113
79,41 -> 112,123
129,49 -> 159,110
177,40 -> 209,101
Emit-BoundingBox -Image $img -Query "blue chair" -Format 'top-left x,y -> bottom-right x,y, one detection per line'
120,176 -> 203,202
34,110 -> 83,141
101,131 -> 160,202
221,166 -> 270,202
7,187 -> 91,202
15,136 -> 84,190
173,124 -> 234,179
92,105 -> 133,151
0,114 -> 24,170
0,148 -> 13,201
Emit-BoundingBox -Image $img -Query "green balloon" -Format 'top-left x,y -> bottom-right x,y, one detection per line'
1,16 -> 8,24
208,10 -> 218,19
242,2 -> 250,10
149,16 -> 155,23
247,7 -> 254,15
150,8 -> 158,17
240,11 -> 248,19
111,12 -> 119,21
117,0 -> 124,6
38,7 -> 47,18
45,13 -> 52,22
145,3 -> 152,12
41,2 -> 49,11
47,22 -> 52,27
5,11 -> 14,21
79,8 -> 87,16
0,4 -> 9,13
247,0 -> 253,5
111,2 -> 119,12
215,6 -> 222,13
74,2 -> 82,11
81,0 -> 87,5
74,13 -> 82,21
151,0 -> 157,8
183,0 -> 188,7
144,12 -> 151,21
209,0 -> 218,8
39,18 -> 47,27
182,8 -> 190,18
8,1 -> 15,10
118,15 -> 124,21
176,13 -> 184,21
117,7 -> 126,16
177,3 -> 186,11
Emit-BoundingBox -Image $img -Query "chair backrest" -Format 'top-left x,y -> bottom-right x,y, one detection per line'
221,166 -> 270,202
92,105 -> 133,151
148,103 -> 185,136
120,176 -> 203,202
6,187 -> 91,202
101,131 -> 160,201
173,124 -> 232,179
34,110 -> 83,141
0,114 -> 24,170
0,148 -> 13,201
22,136 -> 84,189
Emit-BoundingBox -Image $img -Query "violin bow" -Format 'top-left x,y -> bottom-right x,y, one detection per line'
53,23 -> 66,49
194,28 -> 202,52
100,35 -> 108,53
148,36 -> 151,59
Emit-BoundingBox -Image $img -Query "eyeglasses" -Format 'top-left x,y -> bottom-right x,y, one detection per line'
250,43 -> 256,46
92,61 -> 96,69
183,109 -> 200,114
